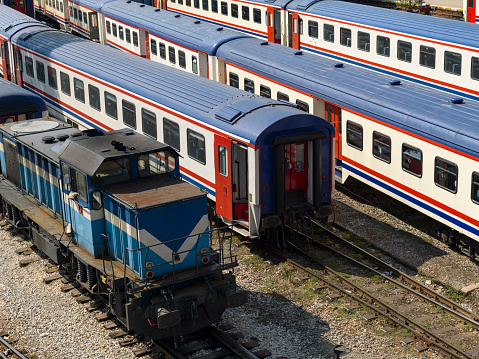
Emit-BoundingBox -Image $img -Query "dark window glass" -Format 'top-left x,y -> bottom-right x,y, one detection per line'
112,23 -> 117,37
70,167 -> 88,203
126,29 -> 131,43
472,172 -> 479,204
169,46 -> 176,64
435,157 -> 458,193
179,50 -> 186,68
151,39 -> 157,55
119,26 -> 124,40
122,100 -> 136,128
194,0 -> 199,8
357,31 -> 370,52
142,108 -> 157,139
192,56 -> 198,74
340,28 -> 351,47
229,72 -> 239,88
244,78 -> 254,93
296,100 -> 309,112
104,92 -> 117,119
377,36 -> 390,57
60,72 -> 70,96
133,32 -> 138,47
88,85 -> 100,111
242,6 -> 249,20
472,57 -> 479,80
48,66 -> 57,89
212,0 -> 218,12
372,132 -> 391,163
218,145 -> 228,176
231,3 -> 238,17
346,121 -> 362,150
74,78 -> 85,103
187,129 -> 206,164
260,85 -> 271,98
397,40 -> 412,62
186,0 -> 191,6
163,118 -> 180,151
277,92 -> 289,101
106,21 -> 111,34
308,21 -> 318,39
92,159 -> 130,187
323,24 -> 334,42
36,61 -> 45,83
444,51 -> 461,75
402,144 -> 422,177
83,12 -> 87,25
138,151 -> 175,176
253,8 -> 261,23
159,43 -> 166,59
74,8 -> 77,19
60,2 -> 63,12
420,45 -> 436,69
221,1 -> 227,15
25,56 -> 34,77
202,0 -> 208,10
178,0 -> 182,4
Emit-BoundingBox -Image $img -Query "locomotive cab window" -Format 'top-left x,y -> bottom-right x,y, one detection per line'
36,61 -> 45,83
444,51 -> 461,76
163,118 -> 180,151
187,129 -> 206,165
142,108 -> 157,139
74,78 -> 85,103
70,167 -> 88,204
435,157 -> 458,193
308,21 -> 318,39
323,24 -> 334,42
357,31 -> 370,52
105,92 -> 117,119
346,121 -> 363,150
122,100 -> 136,129
218,145 -> 228,176
472,57 -> 479,80
88,85 -> 100,111
229,72 -> 239,88
138,151 -> 175,177
92,158 -> 131,186
60,72 -> 71,96
25,56 -> 34,78
260,85 -> 271,98
372,132 -> 391,163
48,66 -> 57,89
377,36 -> 390,57
420,45 -> 436,69
402,144 -> 422,177
472,172 -> 479,204
397,40 -> 412,63
340,28 -> 351,47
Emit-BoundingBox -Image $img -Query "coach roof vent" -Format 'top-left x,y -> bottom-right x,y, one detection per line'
334,63 -> 344,68
194,20 -> 201,24
390,79 -> 401,86
42,136 -> 55,143
140,4 -> 145,6
217,27 -> 224,31
260,41 -> 268,46
294,51 -> 303,55
155,8 -> 160,11
175,14 -> 181,18
450,97 -> 464,104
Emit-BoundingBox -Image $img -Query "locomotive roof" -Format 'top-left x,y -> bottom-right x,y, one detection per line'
216,38 -> 479,158
10,19 -> 316,145
102,0 -> 248,55
57,129 -> 176,176
0,78 -> 47,116
286,0 -> 479,50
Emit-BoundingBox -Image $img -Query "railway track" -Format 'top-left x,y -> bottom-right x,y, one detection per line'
0,333 -> 34,359
251,217 -> 479,358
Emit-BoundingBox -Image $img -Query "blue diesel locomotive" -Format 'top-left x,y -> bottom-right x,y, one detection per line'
0,118 -> 246,339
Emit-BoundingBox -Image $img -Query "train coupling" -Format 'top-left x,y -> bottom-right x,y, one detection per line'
226,289 -> 248,308
157,308 -> 181,329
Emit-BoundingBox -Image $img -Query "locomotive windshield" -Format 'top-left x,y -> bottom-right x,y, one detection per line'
138,151 -> 176,177
92,158 -> 131,187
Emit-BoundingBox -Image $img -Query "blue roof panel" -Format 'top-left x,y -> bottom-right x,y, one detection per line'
69,0 -> 116,11
0,5 -> 49,39
0,78 -> 48,117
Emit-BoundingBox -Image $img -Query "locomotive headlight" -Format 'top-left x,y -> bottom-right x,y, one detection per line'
145,261 -> 153,270
201,256 -> 210,264
200,247 -> 208,254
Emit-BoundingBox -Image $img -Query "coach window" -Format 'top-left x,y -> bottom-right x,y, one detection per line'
376,36 -> 390,57
126,29 -> 131,43
119,26 -> 124,40
444,51 -> 461,76
122,100 -> 136,128
60,2 -> 63,12
308,21 -> 318,39
194,0 -> 199,8
221,1 -> 228,15
163,118 -> 180,151
372,132 -> 391,163
323,24 -> 334,42
232,3 -> 238,17
48,66 -> 57,89
70,7 -> 73,17
242,6 -> 249,20
179,51 -> 186,69
106,21 -> 111,34
260,85 -> 271,98
151,39 -> 157,56
142,109 -> 157,139
178,0 -> 182,4
340,28 -> 351,47
402,144 -> 422,177
397,40 -> 412,63
244,78 -> 255,93
277,92 -> 289,102
229,72 -> 239,88
36,61 -> 45,83
60,72 -> 71,96
70,167 -> 88,204
296,100 -> 309,112
74,78 -> 85,103
169,47 -> 176,64
186,0 -> 191,6
74,8 -> 77,19
471,57 -> 479,80
187,129 -> 206,165
218,145 -> 228,176
472,172 -> 479,204
253,8 -> 261,23
25,56 -> 34,78
159,43 -> 166,59
88,85 -> 100,111
212,0 -> 218,13
133,32 -> 138,47
83,12 -> 87,25
105,92 -> 117,119
202,0 -> 208,10
192,56 -> 198,74
112,23 -> 117,37
346,121 -> 363,150
420,45 -> 435,69
357,31 -> 370,52
78,11 -> 82,24
435,157 -> 458,193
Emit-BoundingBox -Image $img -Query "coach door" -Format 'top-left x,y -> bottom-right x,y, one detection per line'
13,46 -> 22,87
88,12 -> 100,41
288,12 -> 300,49
325,103 -> 341,159
145,32 -> 151,59
284,142 -> 308,204
214,135 -> 233,221
1,41 -> 8,80
267,8 -> 281,44
466,0 -> 476,22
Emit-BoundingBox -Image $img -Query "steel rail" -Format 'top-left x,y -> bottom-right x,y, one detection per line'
207,325 -> 260,359
0,336 -> 29,359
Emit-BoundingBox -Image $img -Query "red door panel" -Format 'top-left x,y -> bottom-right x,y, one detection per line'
214,135 -> 232,221
14,46 -> 22,87
267,7 -> 275,43
161,0 -> 167,9
145,31 -> 150,59
285,142 -> 308,193
325,103 -> 341,160
291,12 -> 300,49
466,0 -> 476,22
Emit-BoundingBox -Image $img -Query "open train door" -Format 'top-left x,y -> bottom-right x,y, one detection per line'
13,46 -> 22,86
88,12 -> 100,41
267,7 -> 281,44
144,31 -> 151,59
289,12 -> 300,49
466,0 -> 476,22
1,40 -> 9,80
284,142 -> 308,205
214,135 -> 233,222
325,102 -> 341,160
